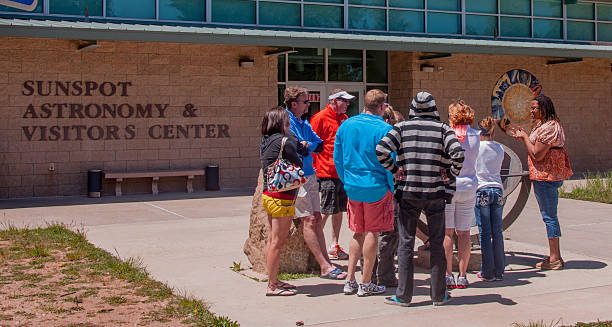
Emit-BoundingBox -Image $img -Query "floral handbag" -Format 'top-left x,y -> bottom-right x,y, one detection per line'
266,137 -> 307,192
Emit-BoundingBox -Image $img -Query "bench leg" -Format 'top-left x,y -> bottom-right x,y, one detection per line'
152,177 -> 159,195
186,175 -> 194,193
115,178 -> 123,197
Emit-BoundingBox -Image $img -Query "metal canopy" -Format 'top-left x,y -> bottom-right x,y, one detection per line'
0,18 -> 611,59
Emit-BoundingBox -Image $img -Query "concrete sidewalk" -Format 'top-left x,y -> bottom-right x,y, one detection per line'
1,186 -> 611,327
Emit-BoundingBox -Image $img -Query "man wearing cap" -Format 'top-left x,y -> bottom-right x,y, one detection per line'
311,89 -> 353,261
334,89 -> 394,297
376,91 -> 464,307
284,86 -> 347,280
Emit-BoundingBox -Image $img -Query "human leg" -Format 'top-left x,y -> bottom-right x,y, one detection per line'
361,232 -> 379,284
394,198 -> 419,303
347,232 -> 365,282
266,215 -> 293,285
377,220 -> 398,286
475,189 -> 494,280
423,199 -> 447,302
532,181 -> 563,263
444,202 -> 456,277
489,188 -> 506,278
320,178 -> 348,258
454,197 -> 475,287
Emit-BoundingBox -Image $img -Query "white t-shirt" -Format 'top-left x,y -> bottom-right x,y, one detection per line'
455,126 -> 480,199
475,140 -> 504,190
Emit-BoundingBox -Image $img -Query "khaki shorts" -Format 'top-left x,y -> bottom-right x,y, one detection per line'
262,194 -> 295,218
294,175 -> 321,218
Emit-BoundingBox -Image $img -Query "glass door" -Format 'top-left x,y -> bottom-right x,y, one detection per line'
324,84 -> 364,117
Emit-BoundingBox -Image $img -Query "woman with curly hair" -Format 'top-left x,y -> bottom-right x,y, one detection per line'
513,94 -> 572,270
444,100 -> 480,289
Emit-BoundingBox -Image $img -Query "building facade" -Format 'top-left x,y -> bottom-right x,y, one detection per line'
0,0 -> 611,198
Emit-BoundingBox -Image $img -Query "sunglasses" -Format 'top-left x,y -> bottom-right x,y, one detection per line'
530,106 -> 539,110
303,100 -> 311,104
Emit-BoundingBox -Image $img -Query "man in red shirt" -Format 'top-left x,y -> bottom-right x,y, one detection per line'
311,89 -> 354,260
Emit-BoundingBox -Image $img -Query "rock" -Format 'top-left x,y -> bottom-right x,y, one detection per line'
243,171 -> 317,274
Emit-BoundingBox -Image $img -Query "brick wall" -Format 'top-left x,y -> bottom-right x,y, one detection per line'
389,52 -> 612,175
0,37 -> 277,198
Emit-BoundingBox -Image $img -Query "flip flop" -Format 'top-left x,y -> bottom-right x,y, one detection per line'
320,267 -> 347,280
275,281 -> 297,290
266,287 -> 296,296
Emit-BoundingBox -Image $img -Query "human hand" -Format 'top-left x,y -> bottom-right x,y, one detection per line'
394,167 -> 405,181
300,141 -> 309,150
513,128 -> 527,139
441,169 -> 450,182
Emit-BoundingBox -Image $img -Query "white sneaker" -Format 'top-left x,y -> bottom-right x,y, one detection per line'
357,282 -> 386,297
344,280 -> 358,295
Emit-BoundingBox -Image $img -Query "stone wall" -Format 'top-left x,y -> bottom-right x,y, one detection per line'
389,52 -> 612,174
0,37 -> 277,198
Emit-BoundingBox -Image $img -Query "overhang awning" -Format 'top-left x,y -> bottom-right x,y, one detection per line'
0,18 -> 611,59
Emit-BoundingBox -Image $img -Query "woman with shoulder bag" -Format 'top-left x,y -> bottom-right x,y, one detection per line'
260,106 -> 308,296
513,94 -> 573,270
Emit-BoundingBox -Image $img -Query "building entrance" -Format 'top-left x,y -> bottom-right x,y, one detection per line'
298,83 -> 364,120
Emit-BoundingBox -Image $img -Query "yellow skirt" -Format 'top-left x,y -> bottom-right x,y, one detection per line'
262,194 -> 295,218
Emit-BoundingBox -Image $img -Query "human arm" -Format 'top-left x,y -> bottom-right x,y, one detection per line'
333,129 -> 344,183
442,125 -> 465,177
376,126 -> 401,174
514,128 -> 551,161
283,135 -> 304,167
304,121 -> 324,154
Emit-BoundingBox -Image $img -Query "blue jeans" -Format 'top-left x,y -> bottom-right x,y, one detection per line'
475,187 -> 505,279
532,180 -> 563,239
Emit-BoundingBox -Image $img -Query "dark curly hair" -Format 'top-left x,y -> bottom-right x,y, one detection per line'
534,94 -> 559,122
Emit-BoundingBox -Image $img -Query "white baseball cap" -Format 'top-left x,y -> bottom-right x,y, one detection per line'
328,91 -> 355,101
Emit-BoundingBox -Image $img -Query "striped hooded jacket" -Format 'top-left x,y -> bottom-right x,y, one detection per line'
376,92 -> 465,202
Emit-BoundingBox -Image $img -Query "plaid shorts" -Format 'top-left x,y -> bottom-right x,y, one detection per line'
318,177 -> 348,215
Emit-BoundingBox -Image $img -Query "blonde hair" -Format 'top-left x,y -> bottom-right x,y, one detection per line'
365,89 -> 387,111
448,100 -> 475,126
283,86 -> 308,108
478,116 -> 496,137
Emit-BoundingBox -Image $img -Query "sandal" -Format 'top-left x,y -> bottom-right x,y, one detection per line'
266,286 -> 296,296
274,281 -> 297,290
320,267 -> 347,280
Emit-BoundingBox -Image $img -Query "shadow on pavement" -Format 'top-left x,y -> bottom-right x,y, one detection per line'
0,188 -> 255,209
506,251 -> 607,270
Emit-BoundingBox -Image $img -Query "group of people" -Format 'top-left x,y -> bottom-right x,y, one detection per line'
259,86 -> 572,306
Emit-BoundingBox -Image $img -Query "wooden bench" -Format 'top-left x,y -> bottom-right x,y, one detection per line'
104,170 -> 205,196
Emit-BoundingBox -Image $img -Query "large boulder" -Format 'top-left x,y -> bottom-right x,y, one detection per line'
243,171 -> 316,274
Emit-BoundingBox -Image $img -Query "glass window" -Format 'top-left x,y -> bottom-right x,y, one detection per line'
304,4 -> 343,28
159,0 -> 205,21
308,0 -> 342,3
466,0 -> 496,14
106,0 -> 155,19
260,2 -> 299,26
597,23 -> 612,42
500,0 -> 529,16
366,85 -> 388,93
278,55 -> 286,82
212,0 -> 255,24
389,0 -> 423,9
0,1 -> 43,13
567,21 -> 594,41
278,85 -> 286,107
50,0 -> 102,16
533,0 -> 562,18
288,48 -> 325,81
597,4 -> 612,22
533,19 -> 562,39
566,3 -> 594,20
427,13 -> 460,34
366,51 -> 387,84
349,7 -> 386,30
389,9 -> 424,32
427,0 -> 460,12
349,0 -> 385,6
501,17 -> 530,37
466,14 -> 497,36
328,49 -> 363,82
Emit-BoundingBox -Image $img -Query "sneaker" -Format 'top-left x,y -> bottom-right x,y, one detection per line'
540,258 -> 564,270
357,282 -> 386,297
343,280 -> 358,295
432,292 -> 452,307
494,276 -> 503,281
445,274 -> 456,289
328,244 -> 349,260
535,256 -> 550,269
477,272 -> 494,282
456,276 -> 469,289
384,296 -> 410,307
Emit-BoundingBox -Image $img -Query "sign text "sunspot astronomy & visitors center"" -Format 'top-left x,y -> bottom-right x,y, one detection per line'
19,80 -> 230,141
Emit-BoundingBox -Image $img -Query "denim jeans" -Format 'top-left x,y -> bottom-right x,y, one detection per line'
475,187 -> 505,279
532,180 -> 564,239
396,198 -> 446,303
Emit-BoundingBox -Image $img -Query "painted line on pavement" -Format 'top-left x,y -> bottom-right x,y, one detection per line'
144,202 -> 189,219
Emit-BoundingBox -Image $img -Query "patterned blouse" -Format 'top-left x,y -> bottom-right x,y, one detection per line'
527,120 -> 573,181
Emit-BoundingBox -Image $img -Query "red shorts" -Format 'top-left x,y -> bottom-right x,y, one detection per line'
347,191 -> 394,233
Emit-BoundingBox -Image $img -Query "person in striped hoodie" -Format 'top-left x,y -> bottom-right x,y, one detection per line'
376,91 -> 464,307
